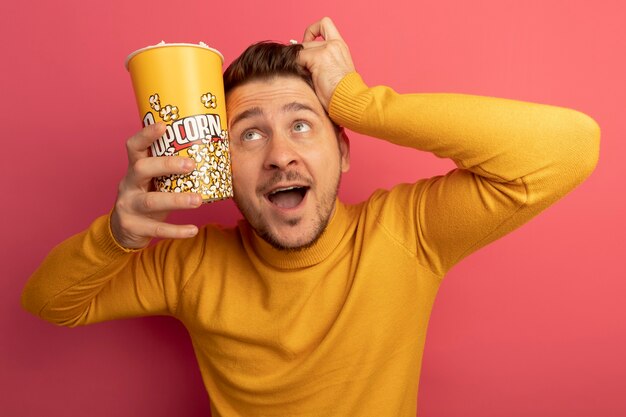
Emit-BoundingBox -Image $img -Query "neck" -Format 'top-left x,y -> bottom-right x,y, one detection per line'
239,199 -> 351,269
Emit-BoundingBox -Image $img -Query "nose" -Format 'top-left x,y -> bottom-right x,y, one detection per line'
263,132 -> 300,170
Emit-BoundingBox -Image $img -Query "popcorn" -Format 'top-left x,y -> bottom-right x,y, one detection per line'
158,139 -> 233,199
201,92 -> 217,109
159,104 -> 179,122
149,94 -> 161,111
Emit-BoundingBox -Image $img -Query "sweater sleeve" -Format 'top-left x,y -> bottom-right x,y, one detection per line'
329,72 -> 600,276
21,213 -> 199,327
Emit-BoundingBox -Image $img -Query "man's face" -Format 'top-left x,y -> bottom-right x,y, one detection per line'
227,76 -> 350,250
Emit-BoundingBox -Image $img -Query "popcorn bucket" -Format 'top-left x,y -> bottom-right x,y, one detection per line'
125,42 -> 233,203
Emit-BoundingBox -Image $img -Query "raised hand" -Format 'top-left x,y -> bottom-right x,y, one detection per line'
110,123 -> 202,249
297,17 -> 356,111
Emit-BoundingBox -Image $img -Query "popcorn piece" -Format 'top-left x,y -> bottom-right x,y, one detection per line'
201,92 -> 217,109
149,93 -> 161,111
169,106 -> 179,120
157,104 -> 179,122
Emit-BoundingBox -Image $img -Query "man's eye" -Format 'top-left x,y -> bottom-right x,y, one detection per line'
242,130 -> 262,141
293,121 -> 311,133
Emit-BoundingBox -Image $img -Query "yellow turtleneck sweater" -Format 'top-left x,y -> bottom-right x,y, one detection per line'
22,73 -> 600,416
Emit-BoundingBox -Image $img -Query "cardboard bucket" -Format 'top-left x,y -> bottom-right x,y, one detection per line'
126,42 -> 233,203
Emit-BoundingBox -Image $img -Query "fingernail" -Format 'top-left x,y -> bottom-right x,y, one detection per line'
182,159 -> 194,169
189,194 -> 202,206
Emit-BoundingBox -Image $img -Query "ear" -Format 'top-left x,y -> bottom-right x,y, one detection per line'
338,127 -> 351,173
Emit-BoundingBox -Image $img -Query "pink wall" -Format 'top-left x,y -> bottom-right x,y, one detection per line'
2,0 -> 625,415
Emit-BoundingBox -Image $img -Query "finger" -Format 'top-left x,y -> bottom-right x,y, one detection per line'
133,218 -> 199,240
295,47 -> 316,73
132,191 -> 202,214
297,40 -> 355,76
297,41 -> 343,68
302,17 -> 343,42
110,209 -> 198,248
128,156 -> 195,186
299,40 -> 327,50
296,42 -> 325,68
126,123 -> 167,164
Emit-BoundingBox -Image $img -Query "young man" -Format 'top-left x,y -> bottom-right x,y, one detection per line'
22,18 -> 600,416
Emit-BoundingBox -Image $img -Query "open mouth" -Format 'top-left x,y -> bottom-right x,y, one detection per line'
266,186 -> 309,209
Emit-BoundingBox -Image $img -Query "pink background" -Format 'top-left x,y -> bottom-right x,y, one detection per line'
2,0 -> 624,415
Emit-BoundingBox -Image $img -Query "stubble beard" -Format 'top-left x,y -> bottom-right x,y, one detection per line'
233,168 -> 342,251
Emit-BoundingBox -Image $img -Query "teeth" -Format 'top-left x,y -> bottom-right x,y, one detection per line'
269,186 -> 300,195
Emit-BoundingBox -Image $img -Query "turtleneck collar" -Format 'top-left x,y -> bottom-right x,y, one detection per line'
238,199 -> 352,270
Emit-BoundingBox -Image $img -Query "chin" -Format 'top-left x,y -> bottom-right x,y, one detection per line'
234,185 -> 338,252
261,229 -> 320,251
256,218 -> 329,251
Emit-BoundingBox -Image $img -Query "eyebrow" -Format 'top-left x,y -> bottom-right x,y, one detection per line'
230,107 -> 263,130
281,102 -> 320,117
230,101 -> 320,129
